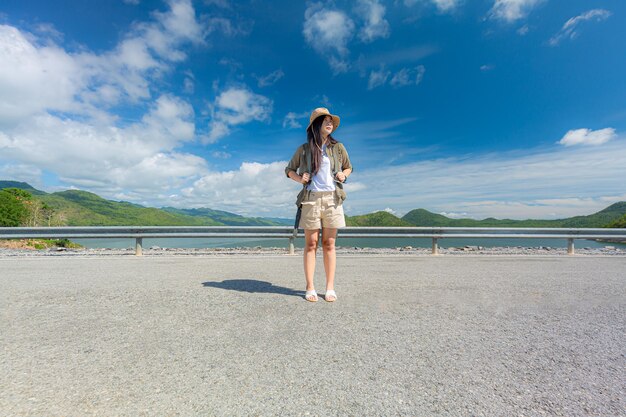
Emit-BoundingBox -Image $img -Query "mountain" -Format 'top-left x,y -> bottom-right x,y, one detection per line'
346,211 -> 412,227
399,203 -> 626,228
162,207 -> 291,226
401,209 -> 458,227
607,213 -> 626,228
0,181 -> 46,196
2,180 -> 625,228
41,190 -> 221,226
348,203 -> 626,228
400,208 -> 556,227
0,182 -> 287,226
560,202 -> 626,227
262,217 -> 293,226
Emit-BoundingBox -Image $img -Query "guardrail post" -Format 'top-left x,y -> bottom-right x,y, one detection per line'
288,237 -> 295,255
135,238 -> 143,256
432,238 -> 439,256
567,238 -> 574,255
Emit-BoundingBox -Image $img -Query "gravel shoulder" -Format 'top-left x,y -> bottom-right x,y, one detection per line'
1,244 -> 625,258
1,256 -> 625,416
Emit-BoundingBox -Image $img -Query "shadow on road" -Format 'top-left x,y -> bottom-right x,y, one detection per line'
202,279 -> 304,298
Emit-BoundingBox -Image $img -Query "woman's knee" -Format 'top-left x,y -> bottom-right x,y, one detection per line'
322,237 -> 335,251
305,236 -> 319,251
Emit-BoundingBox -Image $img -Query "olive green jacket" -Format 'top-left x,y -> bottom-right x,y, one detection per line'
285,142 -> 353,207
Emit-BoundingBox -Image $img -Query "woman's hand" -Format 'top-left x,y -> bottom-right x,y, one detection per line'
335,172 -> 346,182
301,173 -> 310,184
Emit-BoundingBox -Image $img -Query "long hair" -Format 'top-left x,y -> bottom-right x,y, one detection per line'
306,116 -> 338,174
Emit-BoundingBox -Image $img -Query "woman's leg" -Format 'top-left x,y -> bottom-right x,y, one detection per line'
321,227 -> 338,293
304,229 -> 320,291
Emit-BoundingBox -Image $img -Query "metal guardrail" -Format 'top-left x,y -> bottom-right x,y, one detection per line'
1,226 -> 625,256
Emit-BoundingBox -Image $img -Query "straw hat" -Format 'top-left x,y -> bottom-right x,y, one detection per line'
306,107 -> 340,133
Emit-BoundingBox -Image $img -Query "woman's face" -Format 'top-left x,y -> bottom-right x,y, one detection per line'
319,115 -> 334,137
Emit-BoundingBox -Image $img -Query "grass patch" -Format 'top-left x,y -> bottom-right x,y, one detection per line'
0,238 -> 82,250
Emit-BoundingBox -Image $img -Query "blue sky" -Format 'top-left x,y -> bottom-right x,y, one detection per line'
0,0 -> 625,219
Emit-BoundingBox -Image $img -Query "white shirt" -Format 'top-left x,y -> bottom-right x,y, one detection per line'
307,144 -> 336,192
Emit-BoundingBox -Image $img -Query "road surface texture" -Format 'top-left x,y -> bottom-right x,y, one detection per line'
1,255 -> 625,416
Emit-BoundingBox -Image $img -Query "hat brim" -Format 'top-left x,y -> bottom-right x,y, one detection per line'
307,114 -> 340,133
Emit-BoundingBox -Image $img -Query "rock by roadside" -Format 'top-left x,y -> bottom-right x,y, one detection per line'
0,245 -> 624,257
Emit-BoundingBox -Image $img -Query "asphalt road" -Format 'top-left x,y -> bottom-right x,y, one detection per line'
1,255 -> 625,416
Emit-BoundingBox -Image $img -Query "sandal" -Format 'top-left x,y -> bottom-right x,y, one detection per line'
325,290 -> 337,302
305,289 -> 318,302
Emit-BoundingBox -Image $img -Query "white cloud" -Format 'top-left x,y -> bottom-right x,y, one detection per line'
0,0 -> 210,127
557,128 -> 616,147
205,0 -> 231,8
0,0 -> 231,199
282,111 -> 309,129
356,45 -> 437,70
356,0 -> 390,43
153,0 -> 206,44
367,67 -> 391,90
344,182 -> 367,192
33,23 -> 64,41
440,211 -> 469,219
390,65 -> 425,88
367,65 -> 425,89
211,151 -> 231,159
488,0 -> 543,23
314,94 -> 333,108
517,24 -> 529,35
183,76 -> 195,94
403,0 -> 462,13
480,64 -> 495,71
205,17 -> 252,37
206,86 -> 273,143
0,163 -> 43,188
432,0 -> 462,13
344,139 -> 626,220
218,57 -> 243,71
0,94 -> 204,192
139,95 -> 196,144
548,9 -> 612,47
182,161 -> 296,215
303,3 -> 355,74
255,69 -> 285,87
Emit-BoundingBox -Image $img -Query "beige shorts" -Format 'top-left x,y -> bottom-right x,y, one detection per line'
299,191 -> 346,230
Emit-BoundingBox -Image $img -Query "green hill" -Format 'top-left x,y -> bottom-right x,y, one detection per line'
0,181 -> 46,196
606,213 -> 626,228
401,209 -> 457,226
346,211 -> 412,226
2,180 -> 624,228
39,190 -> 220,226
162,207 -> 288,226
400,208 -> 557,227
358,202 -> 626,228
0,182 -> 287,226
560,202 -> 626,227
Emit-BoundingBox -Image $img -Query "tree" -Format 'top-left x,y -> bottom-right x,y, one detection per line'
0,188 -> 61,227
0,188 -> 30,227
607,214 -> 626,228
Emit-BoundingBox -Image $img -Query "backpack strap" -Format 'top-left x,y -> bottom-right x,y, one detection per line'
332,143 -> 342,175
305,142 -> 312,175
299,143 -> 312,194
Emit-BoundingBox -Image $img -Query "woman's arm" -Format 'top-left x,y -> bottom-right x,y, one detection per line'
288,171 -> 310,184
285,145 -> 306,183
335,143 -> 353,182
335,168 -> 351,182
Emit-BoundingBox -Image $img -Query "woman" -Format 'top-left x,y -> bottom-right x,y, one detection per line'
285,108 -> 353,302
